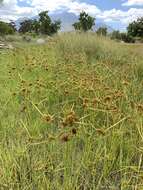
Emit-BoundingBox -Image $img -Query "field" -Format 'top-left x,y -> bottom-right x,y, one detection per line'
0,33 -> 143,190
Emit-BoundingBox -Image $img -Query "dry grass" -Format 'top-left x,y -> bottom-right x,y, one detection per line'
0,33 -> 143,189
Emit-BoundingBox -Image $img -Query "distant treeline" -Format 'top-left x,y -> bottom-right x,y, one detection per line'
0,11 -> 143,43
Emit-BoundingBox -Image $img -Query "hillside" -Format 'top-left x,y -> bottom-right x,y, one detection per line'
0,33 -> 143,189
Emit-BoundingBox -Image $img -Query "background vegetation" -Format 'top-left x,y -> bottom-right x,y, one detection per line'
1,11 -> 143,43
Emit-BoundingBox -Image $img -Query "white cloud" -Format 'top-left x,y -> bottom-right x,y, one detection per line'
30,0 -> 72,12
0,0 -> 36,21
0,0 -> 101,21
29,0 -> 101,15
98,8 -> 143,24
0,0 -> 143,30
68,1 -> 100,15
122,0 -> 143,6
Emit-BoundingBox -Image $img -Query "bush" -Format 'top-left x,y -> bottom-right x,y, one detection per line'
120,33 -> 135,43
0,21 -> 15,35
111,30 -> 135,43
127,17 -> 143,38
96,27 -> 107,36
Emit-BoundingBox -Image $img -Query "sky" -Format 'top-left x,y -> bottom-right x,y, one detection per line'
0,0 -> 143,31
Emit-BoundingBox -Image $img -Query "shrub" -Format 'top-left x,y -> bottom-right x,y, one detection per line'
127,17 -> 143,38
111,30 -> 135,43
0,21 -> 15,35
96,27 -> 107,36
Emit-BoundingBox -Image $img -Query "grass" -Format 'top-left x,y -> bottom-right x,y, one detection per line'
0,33 -> 143,189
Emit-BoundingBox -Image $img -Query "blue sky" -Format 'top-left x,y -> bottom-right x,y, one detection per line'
1,0 -> 143,31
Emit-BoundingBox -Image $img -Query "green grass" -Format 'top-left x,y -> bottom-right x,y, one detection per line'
0,33 -> 143,189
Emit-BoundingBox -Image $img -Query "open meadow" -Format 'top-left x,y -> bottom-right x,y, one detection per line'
0,33 -> 143,189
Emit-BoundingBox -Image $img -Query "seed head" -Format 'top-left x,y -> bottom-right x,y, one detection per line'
43,114 -> 54,123
60,133 -> 70,142
96,128 -> 105,136
137,104 -> 143,112
104,96 -> 112,103
122,80 -> 129,86
71,128 -> 77,135
62,111 -> 78,126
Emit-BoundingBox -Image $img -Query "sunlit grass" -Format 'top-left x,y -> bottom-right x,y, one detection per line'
0,33 -> 143,189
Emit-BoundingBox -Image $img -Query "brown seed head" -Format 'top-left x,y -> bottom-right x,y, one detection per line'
122,80 -> 129,86
62,111 -> 78,127
60,133 -> 70,142
137,104 -> 143,112
96,128 -> 105,136
104,96 -> 112,103
43,114 -> 53,123
71,128 -> 77,135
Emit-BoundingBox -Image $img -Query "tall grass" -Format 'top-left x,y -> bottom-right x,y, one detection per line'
0,33 -> 143,189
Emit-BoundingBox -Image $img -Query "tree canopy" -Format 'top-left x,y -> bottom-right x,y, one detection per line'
73,11 -> 95,32
110,30 -> 135,43
18,11 -> 61,35
96,27 -> 107,36
127,17 -> 143,38
38,11 -> 61,35
19,19 -> 33,33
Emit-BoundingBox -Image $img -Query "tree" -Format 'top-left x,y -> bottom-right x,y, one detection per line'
96,27 -> 107,36
73,22 -> 81,31
120,33 -> 134,43
111,30 -> 121,40
127,17 -> 143,38
73,11 -> 95,32
19,19 -> 33,33
39,11 -> 51,35
9,20 -> 17,32
0,21 -> 15,35
32,19 -> 40,34
50,20 -> 61,34
111,30 -> 134,43
18,11 -> 61,35
38,11 -> 61,35
120,32 -> 135,43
